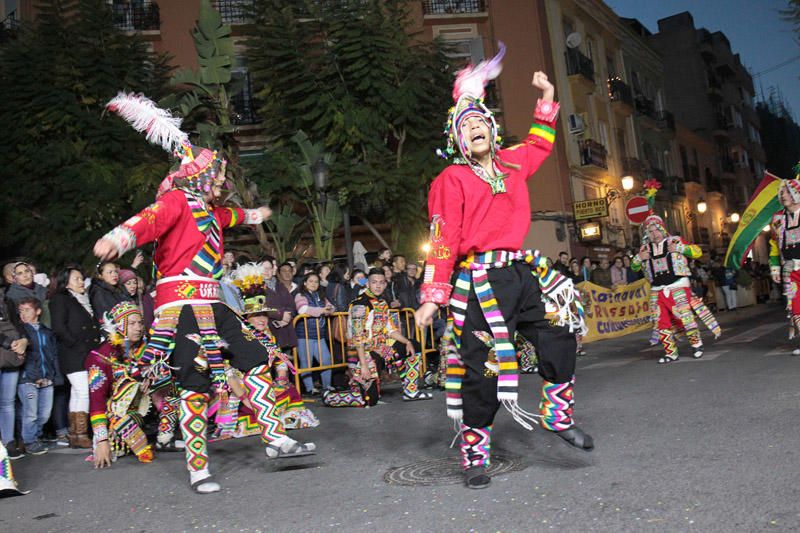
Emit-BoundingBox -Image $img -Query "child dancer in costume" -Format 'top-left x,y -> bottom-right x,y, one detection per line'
632,215 -> 713,363
769,173 -> 800,353
415,44 -> 592,489
94,93 -> 315,493
86,302 -> 180,468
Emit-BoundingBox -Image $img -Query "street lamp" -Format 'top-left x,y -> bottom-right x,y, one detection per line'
312,159 -> 353,271
421,243 -> 431,254
697,199 -> 708,214
621,175 -> 635,191
730,212 -> 740,223
312,159 -> 328,206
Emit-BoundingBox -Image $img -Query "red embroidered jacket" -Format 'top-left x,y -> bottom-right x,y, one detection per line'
420,99 -> 560,305
103,189 -> 262,278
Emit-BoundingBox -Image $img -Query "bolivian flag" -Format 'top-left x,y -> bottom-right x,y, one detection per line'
724,171 -> 782,269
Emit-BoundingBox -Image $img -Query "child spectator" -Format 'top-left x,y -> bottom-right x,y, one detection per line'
16,297 -> 61,456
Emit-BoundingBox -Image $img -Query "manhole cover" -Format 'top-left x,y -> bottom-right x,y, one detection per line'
383,453 -> 526,486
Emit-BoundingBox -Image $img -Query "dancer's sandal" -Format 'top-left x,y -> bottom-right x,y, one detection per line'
402,390 -> 433,401
692,349 -> 703,359
266,441 -> 317,459
555,426 -> 594,451
657,355 -> 678,364
156,439 -> 185,453
464,466 -> 491,489
190,476 -> 221,494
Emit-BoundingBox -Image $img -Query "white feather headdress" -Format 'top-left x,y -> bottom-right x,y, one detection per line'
106,92 -> 189,153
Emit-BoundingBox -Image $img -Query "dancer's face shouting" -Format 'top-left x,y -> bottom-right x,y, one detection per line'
460,116 -> 491,159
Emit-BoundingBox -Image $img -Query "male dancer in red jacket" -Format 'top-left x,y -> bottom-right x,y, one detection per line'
415,45 -> 593,489
94,93 -> 315,493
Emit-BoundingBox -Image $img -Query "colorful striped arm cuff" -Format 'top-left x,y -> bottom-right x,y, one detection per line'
528,122 -> 556,145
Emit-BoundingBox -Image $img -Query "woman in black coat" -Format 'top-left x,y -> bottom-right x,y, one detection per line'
89,261 -> 131,325
49,266 -> 99,448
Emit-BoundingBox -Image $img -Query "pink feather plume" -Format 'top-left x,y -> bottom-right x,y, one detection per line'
452,41 -> 506,102
106,91 -> 188,153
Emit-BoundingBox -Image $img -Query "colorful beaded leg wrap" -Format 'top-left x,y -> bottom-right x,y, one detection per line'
323,387 -> 366,407
402,353 -> 422,395
153,390 -> 180,445
539,378 -> 575,432
180,390 -> 209,473
671,288 -> 700,344
689,296 -> 721,338
113,414 -> 153,463
241,364 -> 284,444
460,425 -> 492,470
658,329 -> 678,358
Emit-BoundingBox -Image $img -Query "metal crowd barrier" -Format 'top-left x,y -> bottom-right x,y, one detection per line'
290,308 -> 441,393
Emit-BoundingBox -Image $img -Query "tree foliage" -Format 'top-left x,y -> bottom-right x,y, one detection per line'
243,0 -> 453,253
0,0 -> 171,270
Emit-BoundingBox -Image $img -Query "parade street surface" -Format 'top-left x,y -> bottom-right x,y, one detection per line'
2,303 -> 798,533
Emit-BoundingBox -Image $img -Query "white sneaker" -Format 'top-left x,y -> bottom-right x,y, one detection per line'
792,349 -> 800,356
693,349 -> 703,359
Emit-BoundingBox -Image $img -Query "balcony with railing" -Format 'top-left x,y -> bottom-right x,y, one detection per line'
565,48 -> 594,85
422,0 -> 487,15
112,0 -> 160,31
214,0 -> 255,25
634,95 -> 658,121
622,156 -> 645,176
579,139 -> 607,170
664,176 -> 686,197
608,77 -> 633,110
656,109 -> 675,131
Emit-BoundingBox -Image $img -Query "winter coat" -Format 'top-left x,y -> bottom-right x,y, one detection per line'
89,279 -> 131,324
326,281 -> 349,312
19,323 -> 61,385
49,291 -> 100,375
294,291 -> 330,339
5,282 -> 50,327
263,280 -> 298,348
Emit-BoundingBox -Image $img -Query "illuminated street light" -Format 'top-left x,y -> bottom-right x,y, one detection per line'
421,243 -> 431,253
697,200 -> 707,214
730,212 -> 740,223
621,175 -> 635,191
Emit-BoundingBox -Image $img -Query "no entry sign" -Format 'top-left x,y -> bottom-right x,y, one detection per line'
625,196 -> 651,224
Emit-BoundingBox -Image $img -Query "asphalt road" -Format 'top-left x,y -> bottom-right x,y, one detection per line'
2,303 -> 798,533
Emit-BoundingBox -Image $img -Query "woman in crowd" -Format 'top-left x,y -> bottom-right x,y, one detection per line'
119,269 -> 154,327
0,292 -> 26,460
623,255 -> 641,283
5,262 -> 49,325
580,256 -> 592,282
610,256 -> 627,288
48,266 -> 99,449
325,266 -> 350,312
567,259 -> 583,285
261,256 -> 298,354
89,261 -> 130,325
294,273 -> 335,394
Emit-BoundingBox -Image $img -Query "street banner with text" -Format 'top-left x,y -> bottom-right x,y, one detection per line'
576,279 -> 652,343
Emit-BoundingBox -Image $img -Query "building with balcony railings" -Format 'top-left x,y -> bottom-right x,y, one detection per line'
649,12 -> 766,222
415,0 -> 575,258
543,0 -> 676,257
